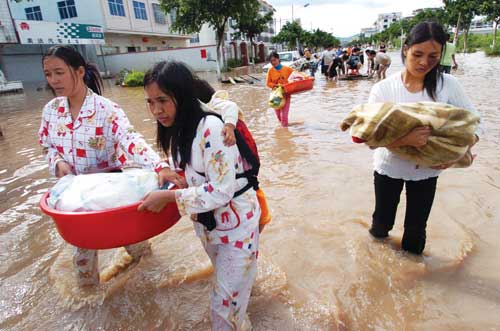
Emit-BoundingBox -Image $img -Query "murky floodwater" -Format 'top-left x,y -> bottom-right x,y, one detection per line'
1,52 -> 499,331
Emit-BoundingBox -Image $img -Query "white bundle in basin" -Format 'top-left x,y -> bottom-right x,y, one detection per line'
47,169 -> 159,212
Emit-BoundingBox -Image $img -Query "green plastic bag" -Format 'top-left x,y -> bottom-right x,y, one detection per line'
268,85 -> 286,109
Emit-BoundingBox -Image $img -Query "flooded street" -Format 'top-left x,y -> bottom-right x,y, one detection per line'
1,51 -> 499,330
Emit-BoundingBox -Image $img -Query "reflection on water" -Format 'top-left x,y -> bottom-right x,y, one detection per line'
1,52 -> 499,330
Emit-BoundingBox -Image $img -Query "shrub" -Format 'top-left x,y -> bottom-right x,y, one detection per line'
123,70 -> 145,87
485,45 -> 500,57
226,58 -> 243,69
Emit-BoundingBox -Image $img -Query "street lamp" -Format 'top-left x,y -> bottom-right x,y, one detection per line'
291,3 -> 310,22
292,2 -> 310,50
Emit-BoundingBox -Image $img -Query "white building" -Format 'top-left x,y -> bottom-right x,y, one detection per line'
469,18 -> 495,35
376,12 -> 402,31
97,0 -> 190,54
360,26 -> 378,38
255,0 -> 275,48
1,0 -> 104,82
0,1 -> 17,44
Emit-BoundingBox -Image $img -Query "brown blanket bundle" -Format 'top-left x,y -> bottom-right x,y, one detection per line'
340,102 -> 480,168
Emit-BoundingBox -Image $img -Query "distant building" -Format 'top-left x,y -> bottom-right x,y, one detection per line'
97,0 -> 190,55
376,12 -> 402,31
360,26 -> 378,38
1,0 -> 105,82
468,18 -> 494,35
0,1 -> 18,44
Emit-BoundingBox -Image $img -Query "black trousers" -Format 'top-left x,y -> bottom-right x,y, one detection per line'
370,171 -> 438,254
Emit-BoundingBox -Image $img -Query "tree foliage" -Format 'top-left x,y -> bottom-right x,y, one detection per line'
443,0 -> 481,50
233,6 -> 274,42
479,0 -> 500,48
303,29 -> 340,49
159,0 -> 259,74
272,21 -> 339,50
233,3 -> 274,60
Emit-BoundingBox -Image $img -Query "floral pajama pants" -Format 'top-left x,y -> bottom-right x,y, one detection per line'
274,95 -> 291,127
72,241 -> 151,286
199,226 -> 260,331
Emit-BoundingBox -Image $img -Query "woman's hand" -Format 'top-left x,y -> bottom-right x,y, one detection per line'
389,126 -> 431,148
137,190 -> 175,213
55,161 -> 74,178
158,168 -> 187,188
222,123 -> 236,146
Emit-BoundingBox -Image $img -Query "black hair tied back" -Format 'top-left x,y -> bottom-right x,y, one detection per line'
401,21 -> 447,100
43,45 -> 103,95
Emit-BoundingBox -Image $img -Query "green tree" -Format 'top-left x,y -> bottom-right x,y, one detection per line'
412,8 -> 448,28
443,0 -> 480,51
159,0 -> 259,76
272,21 -> 305,49
303,28 -> 340,49
480,0 -> 500,48
233,4 -> 274,63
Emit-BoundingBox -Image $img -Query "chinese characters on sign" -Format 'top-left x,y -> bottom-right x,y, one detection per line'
14,20 -> 105,45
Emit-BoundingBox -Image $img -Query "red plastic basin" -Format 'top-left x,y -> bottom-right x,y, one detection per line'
283,77 -> 315,95
39,190 -> 181,250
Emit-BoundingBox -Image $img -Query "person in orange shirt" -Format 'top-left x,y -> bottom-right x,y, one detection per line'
266,52 -> 294,127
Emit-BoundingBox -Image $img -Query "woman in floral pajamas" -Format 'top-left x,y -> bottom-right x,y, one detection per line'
138,61 -> 261,331
38,46 -> 171,286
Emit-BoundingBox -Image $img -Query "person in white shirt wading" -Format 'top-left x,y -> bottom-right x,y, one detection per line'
366,22 -> 481,255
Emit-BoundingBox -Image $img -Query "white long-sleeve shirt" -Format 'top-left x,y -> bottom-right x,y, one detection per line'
368,71 -> 481,181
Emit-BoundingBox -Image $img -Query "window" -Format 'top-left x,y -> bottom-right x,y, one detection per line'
146,46 -> 158,51
169,9 -> 177,25
190,34 -> 200,43
25,6 -> 42,21
127,46 -> 140,52
100,46 -> 120,55
108,0 -> 125,17
133,1 -> 147,20
152,4 -> 166,24
58,0 -> 78,19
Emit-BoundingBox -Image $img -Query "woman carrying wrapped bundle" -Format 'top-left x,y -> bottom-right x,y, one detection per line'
365,22 -> 481,255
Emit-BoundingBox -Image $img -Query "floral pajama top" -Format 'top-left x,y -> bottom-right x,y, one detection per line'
175,115 -> 261,244
38,89 -> 167,175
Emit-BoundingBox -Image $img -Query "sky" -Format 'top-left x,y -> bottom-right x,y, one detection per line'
267,0 -> 444,38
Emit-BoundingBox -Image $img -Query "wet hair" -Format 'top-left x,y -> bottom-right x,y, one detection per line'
43,45 -> 103,95
368,50 -> 377,56
401,22 -> 447,101
269,51 -> 280,61
193,77 -> 216,104
402,21 -> 447,101
143,61 -> 207,169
